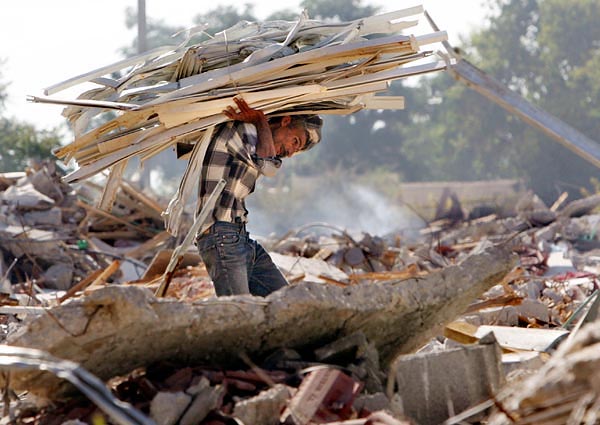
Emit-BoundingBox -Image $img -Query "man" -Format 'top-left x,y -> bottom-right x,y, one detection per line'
195,97 -> 323,297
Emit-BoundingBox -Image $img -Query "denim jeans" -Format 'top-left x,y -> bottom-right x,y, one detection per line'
196,221 -> 288,297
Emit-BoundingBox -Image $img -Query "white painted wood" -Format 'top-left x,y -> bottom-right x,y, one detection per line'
362,96 -> 405,110
44,45 -> 178,95
97,161 -> 128,212
475,325 -> 569,352
157,85 -> 325,128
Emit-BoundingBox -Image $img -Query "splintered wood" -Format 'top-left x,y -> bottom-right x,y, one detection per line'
30,6 -> 447,235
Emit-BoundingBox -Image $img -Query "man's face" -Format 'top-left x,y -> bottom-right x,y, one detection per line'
272,117 -> 308,157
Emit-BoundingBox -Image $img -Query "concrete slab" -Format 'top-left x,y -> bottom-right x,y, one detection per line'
3,244 -> 516,400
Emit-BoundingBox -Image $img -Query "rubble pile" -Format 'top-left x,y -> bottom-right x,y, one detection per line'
0,163 -> 174,294
1,162 -> 600,423
16,343 -> 414,425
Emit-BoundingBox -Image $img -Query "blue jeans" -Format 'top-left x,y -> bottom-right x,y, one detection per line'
196,221 -> 288,297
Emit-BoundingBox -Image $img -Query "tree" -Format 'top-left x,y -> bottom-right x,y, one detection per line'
0,118 -> 60,171
0,62 -> 7,110
300,0 -> 378,21
0,66 -> 60,172
385,0 -> 600,201
192,4 -> 258,33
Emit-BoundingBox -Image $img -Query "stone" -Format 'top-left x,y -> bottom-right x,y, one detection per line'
233,384 -> 290,425
462,306 -> 519,327
180,385 -> 224,425
23,207 -> 63,227
42,263 -> 74,291
149,391 -> 192,425
515,280 -> 545,300
515,298 -> 551,323
501,351 -> 545,375
0,225 -> 63,260
0,183 -> 54,209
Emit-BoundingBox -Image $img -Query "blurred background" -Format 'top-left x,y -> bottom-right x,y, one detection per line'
1,0 -> 599,237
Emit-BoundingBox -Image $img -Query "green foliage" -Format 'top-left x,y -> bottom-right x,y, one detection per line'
0,62 -> 7,112
192,4 -> 258,33
0,118 -> 60,171
265,10 -> 301,21
0,65 -> 61,172
390,0 -> 600,201
300,0 -> 379,21
121,6 -> 186,57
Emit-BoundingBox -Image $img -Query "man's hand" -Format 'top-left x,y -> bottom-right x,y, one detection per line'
224,97 -> 265,125
224,96 -> 277,158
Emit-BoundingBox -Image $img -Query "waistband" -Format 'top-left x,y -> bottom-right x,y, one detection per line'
199,220 -> 247,237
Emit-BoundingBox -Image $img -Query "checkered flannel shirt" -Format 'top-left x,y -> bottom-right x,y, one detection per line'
197,121 -> 282,233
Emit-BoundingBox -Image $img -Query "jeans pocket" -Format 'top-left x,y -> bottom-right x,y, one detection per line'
197,234 -> 217,252
216,233 -> 244,259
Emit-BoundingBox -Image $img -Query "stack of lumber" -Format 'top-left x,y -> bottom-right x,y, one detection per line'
30,6 -> 447,234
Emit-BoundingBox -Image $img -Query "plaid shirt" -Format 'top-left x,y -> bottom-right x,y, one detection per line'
197,121 -> 282,233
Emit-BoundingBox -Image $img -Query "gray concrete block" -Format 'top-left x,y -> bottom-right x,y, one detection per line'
516,298 -> 550,323
391,339 -> 504,425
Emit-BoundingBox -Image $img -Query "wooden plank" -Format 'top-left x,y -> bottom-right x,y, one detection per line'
97,160 -> 128,212
44,45 -> 178,95
59,269 -> 104,303
157,85 -> 325,128
474,325 -> 570,352
144,33 -> 419,105
28,95 -> 138,111
361,96 -> 405,110
76,200 -> 156,237
125,231 -> 173,260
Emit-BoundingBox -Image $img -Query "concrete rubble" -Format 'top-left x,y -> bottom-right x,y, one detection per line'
3,242 -> 514,397
0,164 -> 600,424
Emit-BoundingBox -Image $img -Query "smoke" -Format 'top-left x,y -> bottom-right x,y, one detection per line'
247,180 -> 426,238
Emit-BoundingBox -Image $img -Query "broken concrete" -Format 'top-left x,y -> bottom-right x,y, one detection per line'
180,383 -> 224,425
3,244 -> 516,399
391,335 -> 504,425
149,391 -> 192,425
232,384 -> 291,425
0,182 -> 55,209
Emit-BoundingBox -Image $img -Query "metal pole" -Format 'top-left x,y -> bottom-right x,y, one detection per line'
137,0 -> 147,54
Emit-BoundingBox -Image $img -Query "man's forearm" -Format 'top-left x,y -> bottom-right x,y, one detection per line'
254,119 -> 277,158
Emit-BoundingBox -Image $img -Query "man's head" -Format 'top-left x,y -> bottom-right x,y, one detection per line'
269,115 -> 323,157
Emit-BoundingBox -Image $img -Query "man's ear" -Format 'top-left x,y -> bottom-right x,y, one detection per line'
280,116 -> 292,127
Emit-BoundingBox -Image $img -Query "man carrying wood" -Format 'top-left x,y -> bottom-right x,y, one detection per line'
195,97 -> 323,296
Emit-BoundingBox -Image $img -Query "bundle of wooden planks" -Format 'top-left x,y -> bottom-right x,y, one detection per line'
31,5 -> 447,235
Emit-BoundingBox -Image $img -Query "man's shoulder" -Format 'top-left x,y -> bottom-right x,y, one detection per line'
215,121 -> 256,139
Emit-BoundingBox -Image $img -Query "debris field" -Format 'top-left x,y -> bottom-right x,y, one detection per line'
1,162 -> 599,424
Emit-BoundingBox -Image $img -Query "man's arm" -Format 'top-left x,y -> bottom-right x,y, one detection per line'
223,97 -> 276,158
